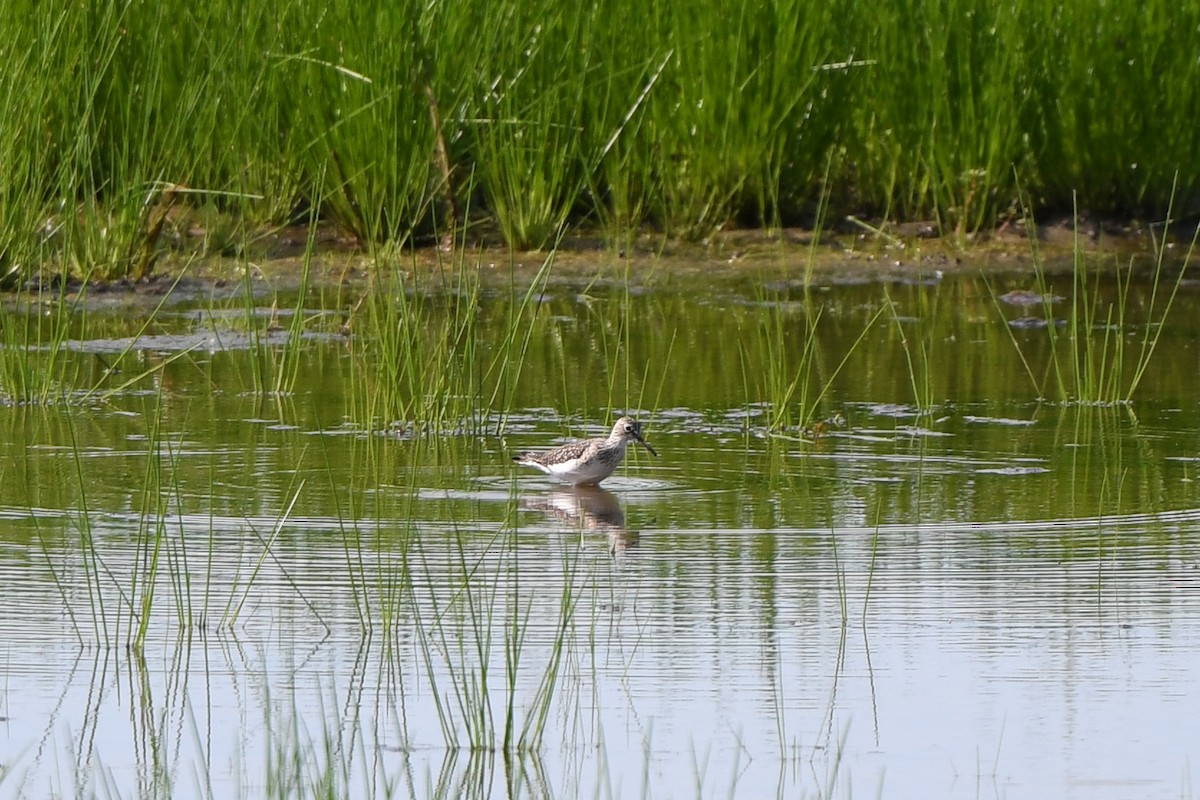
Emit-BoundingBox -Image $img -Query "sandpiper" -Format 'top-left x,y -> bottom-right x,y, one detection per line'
512,416 -> 657,486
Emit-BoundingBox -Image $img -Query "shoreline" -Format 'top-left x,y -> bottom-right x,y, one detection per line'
11,212 -> 1195,310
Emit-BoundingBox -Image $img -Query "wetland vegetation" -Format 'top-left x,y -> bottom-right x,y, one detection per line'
3,2 -> 1200,799
1,0 -> 1198,285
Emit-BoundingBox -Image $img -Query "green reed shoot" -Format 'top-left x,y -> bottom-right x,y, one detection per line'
317,420 -> 374,632
1064,223 -> 1125,405
405,507 -> 580,754
32,507 -> 88,648
471,8 -> 588,251
408,524 -> 501,750
272,194 -> 322,397
0,285 -> 79,405
224,476 -> 317,629
1000,186 -> 1194,406
1122,176 -> 1200,402
355,255 -> 484,433
582,49 -> 673,244
750,297 -> 824,432
750,291 -> 885,432
47,392 -> 213,649
297,29 -> 438,246
482,247 -> 558,434
130,398 -> 213,642
260,684 -> 353,800
3,0 -> 1197,271
65,409 -> 109,645
128,396 -> 169,650
512,537 -> 578,753
351,238 -> 558,436
239,257 -> 271,397
0,15 -> 58,291
1,255 -> 195,409
883,285 -> 936,412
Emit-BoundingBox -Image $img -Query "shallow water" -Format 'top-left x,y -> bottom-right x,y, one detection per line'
1,266 -> 1199,799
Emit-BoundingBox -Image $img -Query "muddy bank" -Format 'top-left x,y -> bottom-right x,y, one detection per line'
11,214 -> 1196,311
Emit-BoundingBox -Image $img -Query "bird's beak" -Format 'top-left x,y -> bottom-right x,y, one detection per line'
635,433 -> 658,457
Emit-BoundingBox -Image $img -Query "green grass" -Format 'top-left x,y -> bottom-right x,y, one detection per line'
746,288 -> 884,433
0,268 -> 205,406
38,392 -> 316,650
346,243 -> 555,435
994,186 -> 1196,406
883,283 -> 942,413
354,451 -> 582,756
1,0 -> 1198,283
0,286 -> 82,405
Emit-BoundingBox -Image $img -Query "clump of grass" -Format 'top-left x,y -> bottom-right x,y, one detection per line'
841,0 -> 1036,235
0,263 -> 204,407
350,252 -> 486,435
468,4 -> 590,251
746,289 -> 884,433
259,682 -> 362,800
0,286 -> 82,406
2,0 -> 1199,272
1026,4 -> 1200,218
996,184 -> 1196,406
0,15 -> 60,290
295,22 -> 439,246
641,0 -> 847,238
40,388 -> 305,649
580,50 -> 672,246
406,517 -> 579,754
348,243 -> 555,436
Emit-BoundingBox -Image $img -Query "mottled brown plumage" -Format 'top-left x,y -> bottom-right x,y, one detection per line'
512,417 -> 657,486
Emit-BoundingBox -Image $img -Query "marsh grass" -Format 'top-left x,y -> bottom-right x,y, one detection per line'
0,274 -> 201,407
50,397 -> 191,648
846,2 -> 1034,235
218,209 -> 333,401
354,256 -> 485,434
406,512 -> 580,754
2,0 -> 1197,278
257,680 -> 391,800
41,392 -> 304,649
481,251 -> 558,434
582,50 -> 673,244
883,284 -> 938,412
238,264 -> 275,397
316,426 -> 376,633
299,27 -> 439,246
0,20 -> 57,290
351,245 -> 555,435
646,0 -> 845,238
0,286 -> 82,405
749,291 -> 884,433
271,201 -> 322,398
127,399 -> 173,650
996,188 -> 1196,405
1052,404 -> 1139,522
570,268 -> 666,422
469,4 -> 590,251
748,297 -> 824,433
226,475 -> 332,637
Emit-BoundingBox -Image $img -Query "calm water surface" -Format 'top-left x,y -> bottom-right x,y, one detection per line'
1,266 -> 1198,799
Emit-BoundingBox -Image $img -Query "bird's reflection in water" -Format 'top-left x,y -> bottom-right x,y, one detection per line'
519,485 -> 639,554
